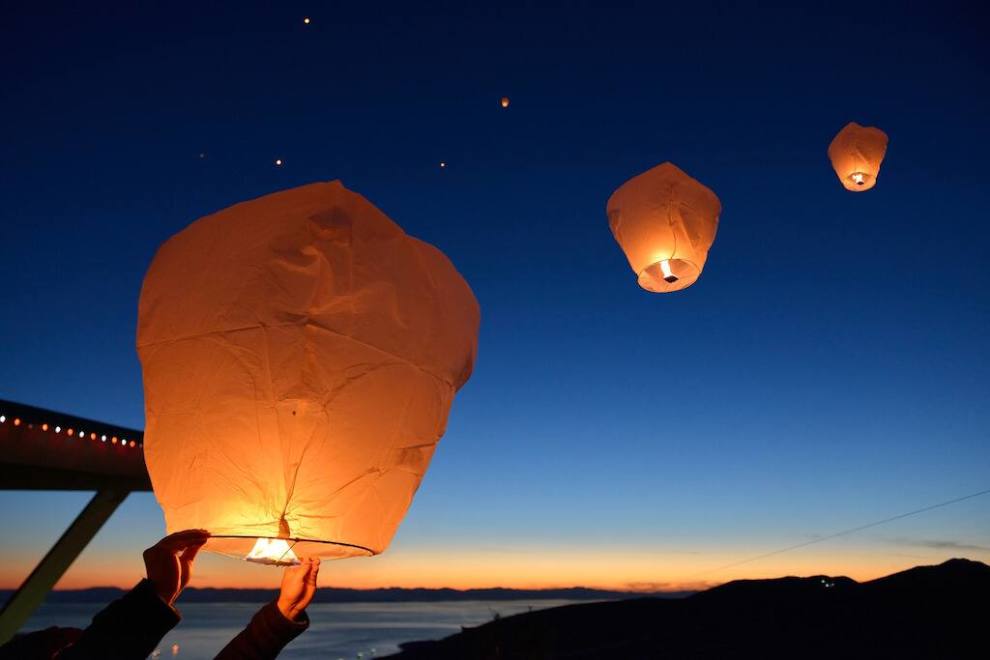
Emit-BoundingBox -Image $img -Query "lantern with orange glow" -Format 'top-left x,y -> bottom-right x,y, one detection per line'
828,122 -> 888,191
607,162 -> 721,293
137,181 -> 479,565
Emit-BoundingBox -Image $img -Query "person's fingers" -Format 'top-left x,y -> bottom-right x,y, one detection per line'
306,558 -> 320,586
155,530 -> 210,551
179,540 -> 205,566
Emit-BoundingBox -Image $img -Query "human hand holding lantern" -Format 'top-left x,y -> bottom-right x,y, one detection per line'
277,557 -> 320,621
142,529 -> 209,606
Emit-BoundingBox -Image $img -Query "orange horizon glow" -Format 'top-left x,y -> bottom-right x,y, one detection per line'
3,545 -> 982,593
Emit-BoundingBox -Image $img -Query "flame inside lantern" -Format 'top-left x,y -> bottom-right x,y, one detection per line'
659,259 -> 678,283
245,538 -> 300,566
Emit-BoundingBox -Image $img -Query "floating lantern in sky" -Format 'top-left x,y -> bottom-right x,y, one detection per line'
500,97 -> 510,108
828,122 -> 888,192
607,162 -> 721,293
274,158 -> 284,167
137,181 -> 480,565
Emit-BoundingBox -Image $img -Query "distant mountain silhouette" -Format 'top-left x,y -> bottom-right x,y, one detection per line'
387,558 -> 988,659
0,585 -> 692,606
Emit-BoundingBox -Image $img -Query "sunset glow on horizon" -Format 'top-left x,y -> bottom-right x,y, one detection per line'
3,488 -> 987,592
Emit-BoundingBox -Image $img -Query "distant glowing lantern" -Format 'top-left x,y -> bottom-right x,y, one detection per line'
500,97 -> 510,108
274,158 -> 284,167
828,122 -> 888,192
607,162 -> 721,293
137,181 -> 479,566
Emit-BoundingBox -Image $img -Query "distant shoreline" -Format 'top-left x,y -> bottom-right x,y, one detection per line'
1,586 -> 696,605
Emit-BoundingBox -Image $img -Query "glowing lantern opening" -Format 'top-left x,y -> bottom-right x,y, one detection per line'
245,538 -> 300,566
138,181 -> 480,564
607,162 -> 721,293
500,96 -> 510,108
828,122 -> 888,192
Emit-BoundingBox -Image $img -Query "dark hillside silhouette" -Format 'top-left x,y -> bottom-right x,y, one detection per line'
388,558 -> 988,659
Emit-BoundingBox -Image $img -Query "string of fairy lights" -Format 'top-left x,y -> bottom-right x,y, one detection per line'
0,410 -> 142,450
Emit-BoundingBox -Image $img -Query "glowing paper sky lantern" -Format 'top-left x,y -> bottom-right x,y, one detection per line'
137,181 -> 480,565
828,122 -> 889,191
607,162 -> 721,293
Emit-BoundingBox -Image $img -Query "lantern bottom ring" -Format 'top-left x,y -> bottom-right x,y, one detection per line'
637,258 -> 701,293
205,535 -> 377,564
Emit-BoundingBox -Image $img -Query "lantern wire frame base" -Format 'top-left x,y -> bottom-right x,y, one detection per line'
637,258 -> 701,293
843,171 -> 876,192
206,535 -> 376,564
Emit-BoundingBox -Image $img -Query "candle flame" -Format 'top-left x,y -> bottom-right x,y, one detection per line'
245,538 -> 300,566
851,172 -> 866,185
659,259 -> 678,283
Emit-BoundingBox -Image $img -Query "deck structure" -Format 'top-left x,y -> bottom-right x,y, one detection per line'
0,399 -> 151,643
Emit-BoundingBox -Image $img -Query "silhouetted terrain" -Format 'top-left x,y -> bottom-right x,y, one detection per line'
0,586 -> 691,606
387,558 -> 988,659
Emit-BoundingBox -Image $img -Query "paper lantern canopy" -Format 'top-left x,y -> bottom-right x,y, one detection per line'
607,162 -> 721,293
828,122 -> 889,191
137,181 -> 480,564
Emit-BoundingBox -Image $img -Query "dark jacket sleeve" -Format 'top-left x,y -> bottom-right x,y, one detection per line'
55,579 -> 180,660
214,602 -> 309,660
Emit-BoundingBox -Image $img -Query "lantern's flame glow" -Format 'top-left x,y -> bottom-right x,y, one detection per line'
659,259 -> 678,283
245,538 -> 300,566
851,172 -> 866,186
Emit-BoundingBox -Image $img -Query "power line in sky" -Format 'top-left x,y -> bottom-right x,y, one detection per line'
692,486 -> 990,578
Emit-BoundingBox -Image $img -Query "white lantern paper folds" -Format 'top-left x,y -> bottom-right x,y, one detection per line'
828,122 -> 889,192
137,181 -> 479,563
607,162 -> 721,293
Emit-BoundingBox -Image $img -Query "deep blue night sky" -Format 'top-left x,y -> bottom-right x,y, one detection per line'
1,2 -> 988,588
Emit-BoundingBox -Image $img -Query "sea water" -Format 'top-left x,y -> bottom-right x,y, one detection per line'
22,599 -> 582,658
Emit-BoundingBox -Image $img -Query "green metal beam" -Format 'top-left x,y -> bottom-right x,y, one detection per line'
0,489 -> 129,644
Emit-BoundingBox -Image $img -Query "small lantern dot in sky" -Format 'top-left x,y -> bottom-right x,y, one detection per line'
500,96 -> 510,108
275,158 -> 283,167
303,17 -> 311,25
440,161 -> 447,168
